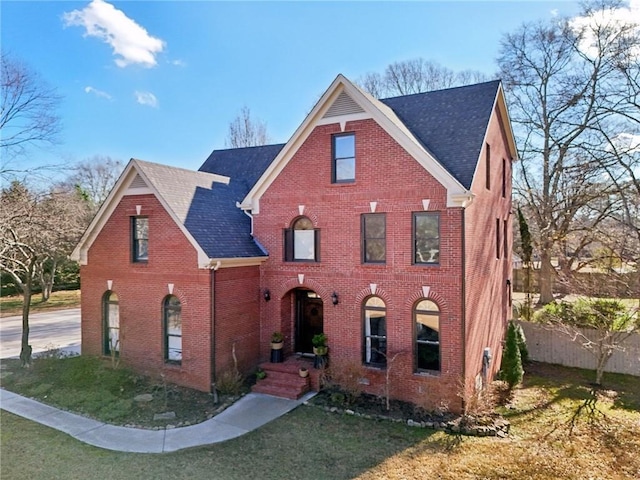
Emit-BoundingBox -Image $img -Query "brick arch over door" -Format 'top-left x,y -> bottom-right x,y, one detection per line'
272,277 -> 331,303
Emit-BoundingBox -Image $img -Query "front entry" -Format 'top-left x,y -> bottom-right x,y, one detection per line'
295,289 -> 323,354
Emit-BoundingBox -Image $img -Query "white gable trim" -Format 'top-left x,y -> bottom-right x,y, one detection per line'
240,74 -> 471,213
71,159 -> 220,269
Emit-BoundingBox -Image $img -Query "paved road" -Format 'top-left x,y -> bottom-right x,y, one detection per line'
0,308 -> 81,359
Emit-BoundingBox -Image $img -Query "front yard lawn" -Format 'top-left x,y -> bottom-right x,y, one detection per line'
1,360 -> 638,479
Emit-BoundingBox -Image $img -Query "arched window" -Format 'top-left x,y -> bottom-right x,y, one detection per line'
103,291 -> 119,355
415,299 -> 440,372
363,296 -> 386,367
284,216 -> 320,261
163,295 -> 182,363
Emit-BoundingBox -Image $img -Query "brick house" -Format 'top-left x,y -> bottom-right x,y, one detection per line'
72,75 -> 516,411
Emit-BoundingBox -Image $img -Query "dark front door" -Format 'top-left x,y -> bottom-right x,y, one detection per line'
295,290 -> 323,354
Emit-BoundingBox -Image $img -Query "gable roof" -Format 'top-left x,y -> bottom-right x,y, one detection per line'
380,80 -> 503,190
71,158 -> 271,268
240,75 -> 514,212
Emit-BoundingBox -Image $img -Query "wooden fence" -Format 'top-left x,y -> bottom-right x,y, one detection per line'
512,269 -> 638,298
516,321 -> 640,377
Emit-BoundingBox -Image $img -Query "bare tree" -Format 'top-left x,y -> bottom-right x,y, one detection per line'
0,181 -> 88,365
539,296 -> 639,385
1,52 -> 62,174
498,0 -> 639,304
63,156 -> 124,213
225,106 -> 271,148
357,58 -> 488,98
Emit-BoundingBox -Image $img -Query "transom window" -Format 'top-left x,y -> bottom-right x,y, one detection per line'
363,296 -> 387,367
362,214 -> 386,263
284,216 -> 320,262
132,217 -> 148,262
413,212 -> 440,264
103,291 -> 119,355
415,299 -> 440,372
332,133 -> 355,182
164,295 -> 182,363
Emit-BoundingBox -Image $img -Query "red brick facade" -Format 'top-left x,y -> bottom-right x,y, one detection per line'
252,116 -> 511,411
78,83 -> 512,412
81,193 -> 264,392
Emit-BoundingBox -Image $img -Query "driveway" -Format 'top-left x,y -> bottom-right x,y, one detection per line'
0,308 -> 81,359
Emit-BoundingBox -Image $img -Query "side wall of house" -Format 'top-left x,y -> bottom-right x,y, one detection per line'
213,265 -> 261,381
80,194 -> 213,392
464,108 -> 513,394
254,119 -> 465,411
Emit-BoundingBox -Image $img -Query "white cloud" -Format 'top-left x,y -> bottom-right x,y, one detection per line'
84,86 -> 112,100
63,0 -> 165,68
550,9 -> 559,17
614,133 -> 640,154
135,91 -> 158,108
170,59 -> 187,67
569,0 -> 640,60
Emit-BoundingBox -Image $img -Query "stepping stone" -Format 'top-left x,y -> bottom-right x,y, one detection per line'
153,411 -> 176,420
134,393 -> 153,403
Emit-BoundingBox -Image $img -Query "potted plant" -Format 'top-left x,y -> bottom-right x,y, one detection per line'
312,333 -> 327,356
270,332 -> 284,363
298,366 -> 309,378
271,332 -> 284,350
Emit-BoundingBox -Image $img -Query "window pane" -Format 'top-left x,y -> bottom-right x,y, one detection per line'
136,239 -> 148,260
294,229 -> 315,260
417,343 -> 439,370
416,316 -> 439,340
293,217 -> 313,230
135,218 -> 148,240
108,303 -> 119,328
365,215 -> 385,237
416,300 -> 439,312
365,296 -> 385,308
365,239 -> 386,262
167,336 -> 182,361
334,135 -> 354,158
166,310 -> 181,335
109,328 -> 120,352
414,214 -> 439,264
335,158 -> 355,181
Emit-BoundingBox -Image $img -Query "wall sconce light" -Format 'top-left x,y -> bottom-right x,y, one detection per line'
263,289 -> 271,302
331,291 -> 339,305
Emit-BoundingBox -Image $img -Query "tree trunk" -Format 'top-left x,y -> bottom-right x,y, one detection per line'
20,265 -> 34,367
538,251 -> 555,305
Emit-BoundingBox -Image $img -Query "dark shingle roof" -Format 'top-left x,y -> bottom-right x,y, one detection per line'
381,80 -> 500,189
184,144 -> 284,258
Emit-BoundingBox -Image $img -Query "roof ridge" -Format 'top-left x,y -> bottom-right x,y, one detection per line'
208,143 -> 287,154
380,79 -> 501,101
131,158 -> 224,178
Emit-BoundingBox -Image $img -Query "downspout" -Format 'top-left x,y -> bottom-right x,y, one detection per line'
210,263 -> 219,400
460,208 -> 467,412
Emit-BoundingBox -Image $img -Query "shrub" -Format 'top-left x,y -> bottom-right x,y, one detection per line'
515,323 -> 529,364
499,321 -> 524,390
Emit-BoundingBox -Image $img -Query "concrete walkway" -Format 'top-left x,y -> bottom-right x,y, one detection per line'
0,388 -> 315,453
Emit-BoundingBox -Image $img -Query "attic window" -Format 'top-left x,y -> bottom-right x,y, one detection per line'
132,217 -> 149,262
332,133 -> 355,183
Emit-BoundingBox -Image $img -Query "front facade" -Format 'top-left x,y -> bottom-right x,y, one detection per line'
73,75 -> 515,411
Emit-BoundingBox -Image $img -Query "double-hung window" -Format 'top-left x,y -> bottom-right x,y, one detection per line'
413,212 -> 440,265
332,133 -> 355,183
132,217 -> 148,262
362,214 -> 386,263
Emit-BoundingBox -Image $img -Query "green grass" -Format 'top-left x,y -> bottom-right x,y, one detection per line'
0,355 -> 230,427
1,362 -> 639,479
0,289 -> 81,317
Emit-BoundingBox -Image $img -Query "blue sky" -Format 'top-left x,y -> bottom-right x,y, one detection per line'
2,1 -> 583,176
